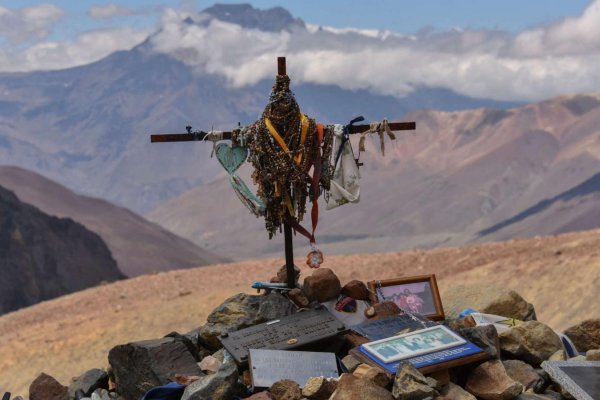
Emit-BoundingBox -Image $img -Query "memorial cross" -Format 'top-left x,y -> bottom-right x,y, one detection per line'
150,57 -> 416,289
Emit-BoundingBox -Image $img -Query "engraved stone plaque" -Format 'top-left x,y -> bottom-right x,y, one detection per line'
352,314 -> 437,341
249,349 -> 339,388
219,308 -> 347,365
542,361 -> 600,400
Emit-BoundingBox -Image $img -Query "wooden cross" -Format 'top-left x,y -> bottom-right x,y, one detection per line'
150,57 -> 416,289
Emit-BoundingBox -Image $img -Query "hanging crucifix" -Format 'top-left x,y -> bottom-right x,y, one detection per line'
151,57 -> 416,289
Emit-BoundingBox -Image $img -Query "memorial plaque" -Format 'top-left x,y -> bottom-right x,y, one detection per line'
542,361 -> 600,400
249,349 -> 339,389
352,314 -> 438,341
219,308 -> 348,365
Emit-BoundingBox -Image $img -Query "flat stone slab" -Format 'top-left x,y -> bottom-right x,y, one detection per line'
542,360 -> 600,400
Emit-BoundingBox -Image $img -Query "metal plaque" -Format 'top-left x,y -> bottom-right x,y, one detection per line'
542,361 -> 600,400
352,314 -> 438,341
249,349 -> 339,389
219,308 -> 347,365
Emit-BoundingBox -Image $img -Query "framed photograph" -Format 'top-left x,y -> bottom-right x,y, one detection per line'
367,275 -> 445,321
362,325 -> 466,363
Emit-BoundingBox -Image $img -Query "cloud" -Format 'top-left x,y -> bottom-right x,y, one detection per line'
0,4 -> 64,44
0,27 -> 149,72
87,4 -> 135,19
149,1 -> 600,102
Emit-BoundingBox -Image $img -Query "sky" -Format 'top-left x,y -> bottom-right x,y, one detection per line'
0,1 -> 599,102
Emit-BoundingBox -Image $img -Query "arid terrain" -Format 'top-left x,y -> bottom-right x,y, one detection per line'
1,228 -> 599,395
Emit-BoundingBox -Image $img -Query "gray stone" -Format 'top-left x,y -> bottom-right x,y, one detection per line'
465,360 -> 524,400
499,321 -> 563,366
68,369 -> 109,399
108,337 -> 203,400
439,382 -> 476,400
181,355 -> 239,400
199,292 -> 297,349
330,373 -> 394,400
564,319 -> 600,352
270,379 -> 302,400
303,268 -> 342,303
392,362 -> 438,400
442,284 -> 536,321
30,372 -> 69,400
503,360 -> 547,393
456,325 -> 501,359
90,389 -> 111,400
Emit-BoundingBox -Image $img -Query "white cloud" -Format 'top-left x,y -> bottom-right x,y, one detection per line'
148,1 -> 600,102
87,4 -> 135,19
0,4 -> 64,44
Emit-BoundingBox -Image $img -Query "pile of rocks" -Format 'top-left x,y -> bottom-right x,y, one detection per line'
23,267 -> 600,400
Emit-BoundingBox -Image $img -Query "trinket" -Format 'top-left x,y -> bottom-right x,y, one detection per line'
306,247 -> 324,268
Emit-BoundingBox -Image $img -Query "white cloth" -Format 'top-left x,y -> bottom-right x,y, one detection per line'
326,124 -> 360,210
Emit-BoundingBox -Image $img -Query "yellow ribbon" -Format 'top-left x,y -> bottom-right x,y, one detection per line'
264,113 -> 309,166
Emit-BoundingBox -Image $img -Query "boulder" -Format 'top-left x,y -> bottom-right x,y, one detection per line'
392,362 -> 438,400
442,284 -> 536,321
108,337 -> 202,400
340,280 -> 370,301
30,373 -> 68,400
303,268 -> 342,302
330,373 -> 394,400
270,379 -> 302,400
564,319 -> 600,352
199,292 -> 297,349
502,360 -> 547,393
181,355 -> 239,400
439,382 -> 477,400
68,369 -> 109,399
456,325 -> 501,359
499,321 -> 563,366
465,360 -> 524,400
302,377 -> 337,400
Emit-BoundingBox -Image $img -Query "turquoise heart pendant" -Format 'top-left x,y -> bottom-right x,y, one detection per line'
215,143 -> 248,174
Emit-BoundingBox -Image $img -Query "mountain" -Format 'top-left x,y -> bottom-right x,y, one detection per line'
1,227 -> 599,395
0,166 -> 226,277
0,185 -> 124,314
0,4 -> 520,215
147,94 -> 600,259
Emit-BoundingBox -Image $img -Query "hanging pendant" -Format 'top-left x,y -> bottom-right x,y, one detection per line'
306,246 -> 324,268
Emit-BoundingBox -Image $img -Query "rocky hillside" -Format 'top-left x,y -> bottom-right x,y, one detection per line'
148,94 -> 600,260
1,227 -> 599,395
0,185 -> 124,314
0,166 -> 226,277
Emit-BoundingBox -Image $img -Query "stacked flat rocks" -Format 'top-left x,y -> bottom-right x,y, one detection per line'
22,268 -> 600,400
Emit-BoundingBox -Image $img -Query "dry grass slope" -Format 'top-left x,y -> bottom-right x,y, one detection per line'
1,228 -> 600,395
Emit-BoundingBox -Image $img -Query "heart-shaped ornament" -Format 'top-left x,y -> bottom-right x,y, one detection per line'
215,143 -> 248,174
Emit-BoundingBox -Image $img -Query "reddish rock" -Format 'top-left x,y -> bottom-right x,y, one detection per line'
303,268 -> 341,302
245,392 -> 275,400
277,264 -> 301,285
270,379 -> 302,400
466,360 -> 524,400
174,374 -> 203,385
302,377 -> 337,400
502,360 -> 546,393
287,288 -> 310,308
341,280 -> 370,301
564,319 -> 600,352
330,373 -> 393,400
30,373 -> 68,400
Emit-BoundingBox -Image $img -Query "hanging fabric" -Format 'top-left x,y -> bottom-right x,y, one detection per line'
326,124 -> 361,210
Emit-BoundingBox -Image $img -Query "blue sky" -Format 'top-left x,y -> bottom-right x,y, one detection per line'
1,1 -> 600,101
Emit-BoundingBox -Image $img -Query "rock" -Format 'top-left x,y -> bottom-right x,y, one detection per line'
502,360 -> 547,393
456,325 -> 501,359
30,372 -> 69,400
428,370 -> 450,386
277,264 -> 301,285
340,280 -> 370,301
586,349 -> 600,360
442,284 -> 536,321
446,316 -> 477,332
330,373 -> 394,400
303,268 -> 342,302
341,354 -> 361,372
244,393 -> 275,400
352,364 -> 372,378
499,321 -> 563,366
564,319 -> 600,352
548,350 -> 567,361
68,369 -> 109,398
364,301 -> 401,321
361,367 -> 390,388
439,382 -> 476,400
513,391 -> 562,400
175,374 -> 203,385
199,355 -> 222,374
108,337 -> 202,400
270,379 -> 302,400
165,331 -> 201,361
392,362 -> 438,400
90,389 -> 113,400
465,360 -> 524,400
181,355 -> 239,400
199,292 -> 297,349
287,288 -> 310,308
302,377 -> 337,400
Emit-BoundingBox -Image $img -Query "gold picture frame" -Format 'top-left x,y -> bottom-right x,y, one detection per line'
367,274 -> 445,321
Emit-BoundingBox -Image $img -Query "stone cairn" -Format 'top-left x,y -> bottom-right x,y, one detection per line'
22,266 -> 600,400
